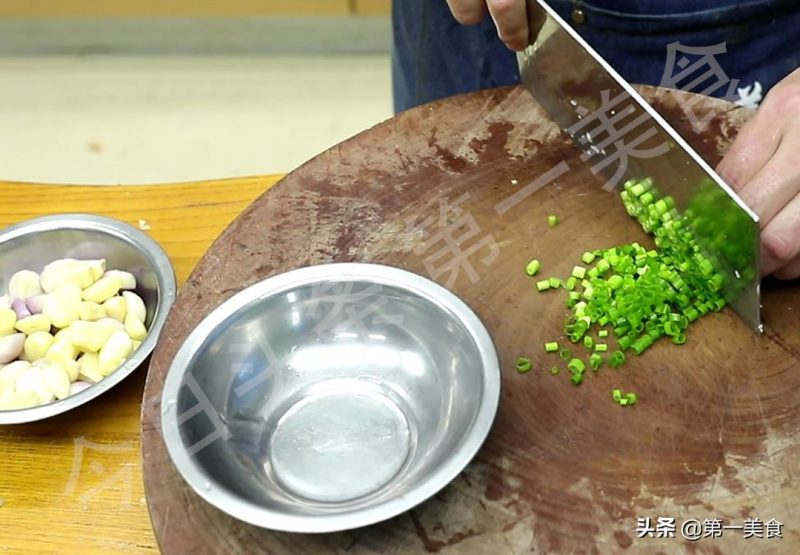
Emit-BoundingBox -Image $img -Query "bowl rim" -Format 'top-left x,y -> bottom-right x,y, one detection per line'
160,262 -> 501,534
0,213 -> 177,424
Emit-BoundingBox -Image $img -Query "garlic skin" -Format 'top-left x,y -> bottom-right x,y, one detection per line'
8,270 -> 42,300
11,298 -> 31,319
69,380 -> 92,396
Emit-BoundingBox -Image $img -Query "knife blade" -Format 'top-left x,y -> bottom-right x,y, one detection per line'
517,0 -> 762,333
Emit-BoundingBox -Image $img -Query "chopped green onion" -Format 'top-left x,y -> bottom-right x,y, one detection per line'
571,265 -> 587,279
589,353 -> 603,370
516,357 -> 532,373
559,348 -> 572,361
570,373 -> 583,385
594,343 -> 608,352
536,280 -> 550,292
565,276 -> 578,291
581,251 -> 596,264
583,336 -> 594,349
567,358 -> 585,374
609,351 -> 625,368
548,277 -> 562,289
625,392 -> 638,405
525,259 -> 541,276
612,389 -> 622,401
550,366 -> 560,375
598,329 -> 609,338
548,215 -> 559,227
544,341 -> 559,353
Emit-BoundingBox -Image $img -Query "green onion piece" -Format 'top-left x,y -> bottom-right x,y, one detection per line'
516,357 -> 532,373
609,351 -> 625,368
548,277 -> 562,289
583,336 -> 594,349
594,343 -> 608,352
612,389 -> 622,401
548,215 -> 559,227
570,373 -> 583,385
619,398 -> 629,406
567,358 -> 586,374
625,392 -> 638,405
550,366 -> 560,375
565,276 -> 577,291
589,353 -> 603,370
598,330 -> 609,338
544,341 -> 559,353
571,265 -> 587,279
559,348 -> 572,361
672,332 -> 687,345
525,259 -> 541,276
581,251 -> 596,264
536,280 -> 550,292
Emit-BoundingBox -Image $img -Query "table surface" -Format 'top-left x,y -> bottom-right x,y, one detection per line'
0,175 -> 281,554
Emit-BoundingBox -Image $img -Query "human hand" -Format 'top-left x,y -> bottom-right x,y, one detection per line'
717,69 -> 800,280
445,0 -> 529,51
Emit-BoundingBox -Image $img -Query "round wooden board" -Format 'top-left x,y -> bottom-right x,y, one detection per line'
141,85 -> 800,554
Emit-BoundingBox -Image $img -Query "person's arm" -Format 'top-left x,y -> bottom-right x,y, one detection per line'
717,69 -> 800,280
446,0 -> 529,51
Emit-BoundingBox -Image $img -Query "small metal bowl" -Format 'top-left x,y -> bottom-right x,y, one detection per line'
161,263 -> 500,533
0,214 -> 176,424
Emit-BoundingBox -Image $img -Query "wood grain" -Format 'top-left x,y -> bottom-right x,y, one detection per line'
141,85 -> 800,554
0,175 -> 280,555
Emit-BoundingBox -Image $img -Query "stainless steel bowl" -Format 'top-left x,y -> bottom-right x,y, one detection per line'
0,214 -> 176,424
161,263 -> 500,533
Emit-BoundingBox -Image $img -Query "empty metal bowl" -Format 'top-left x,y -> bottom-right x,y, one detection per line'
0,214 -> 176,424
161,263 -> 500,533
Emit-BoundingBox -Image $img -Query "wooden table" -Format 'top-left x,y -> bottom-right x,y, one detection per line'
0,175 -> 281,554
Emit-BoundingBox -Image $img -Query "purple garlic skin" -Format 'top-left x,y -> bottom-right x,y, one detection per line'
25,294 -> 48,315
11,298 -> 31,319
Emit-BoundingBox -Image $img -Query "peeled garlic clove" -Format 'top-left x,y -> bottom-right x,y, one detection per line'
40,258 -> 77,293
42,295 -> 79,329
0,308 -> 17,336
8,270 -> 42,300
98,330 -> 133,376
132,340 -> 142,351
69,320 -> 114,353
0,360 -> 31,389
0,390 -> 39,410
44,340 -> 78,368
103,270 -> 136,290
0,333 -> 25,364
53,283 -> 83,307
69,380 -> 92,395
78,352 -> 103,384
0,295 -> 10,310
23,331 -> 55,362
77,301 -> 106,322
11,298 -> 31,319
54,327 -> 71,343
39,360 -> 71,400
25,294 -> 48,315
122,291 -> 146,322
15,314 -> 51,335
97,318 -> 125,334
82,276 -> 122,304
102,296 -> 127,322
85,259 -> 107,281
15,366 -> 54,405
62,263 -> 96,289
124,314 -> 147,341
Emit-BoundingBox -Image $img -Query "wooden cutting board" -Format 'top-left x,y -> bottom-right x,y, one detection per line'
141,85 -> 800,554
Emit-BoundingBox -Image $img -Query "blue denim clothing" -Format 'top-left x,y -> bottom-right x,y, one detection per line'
391,0 -> 800,112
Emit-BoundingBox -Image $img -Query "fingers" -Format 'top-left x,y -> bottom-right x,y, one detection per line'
772,256 -> 800,281
760,186 -> 800,276
445,0 -> 488,25
486,0 -> 529,51
716,69 -> 800,192
736,134 -> 800,230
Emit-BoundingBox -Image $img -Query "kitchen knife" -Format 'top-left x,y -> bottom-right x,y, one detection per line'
517,0 -> 762,333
